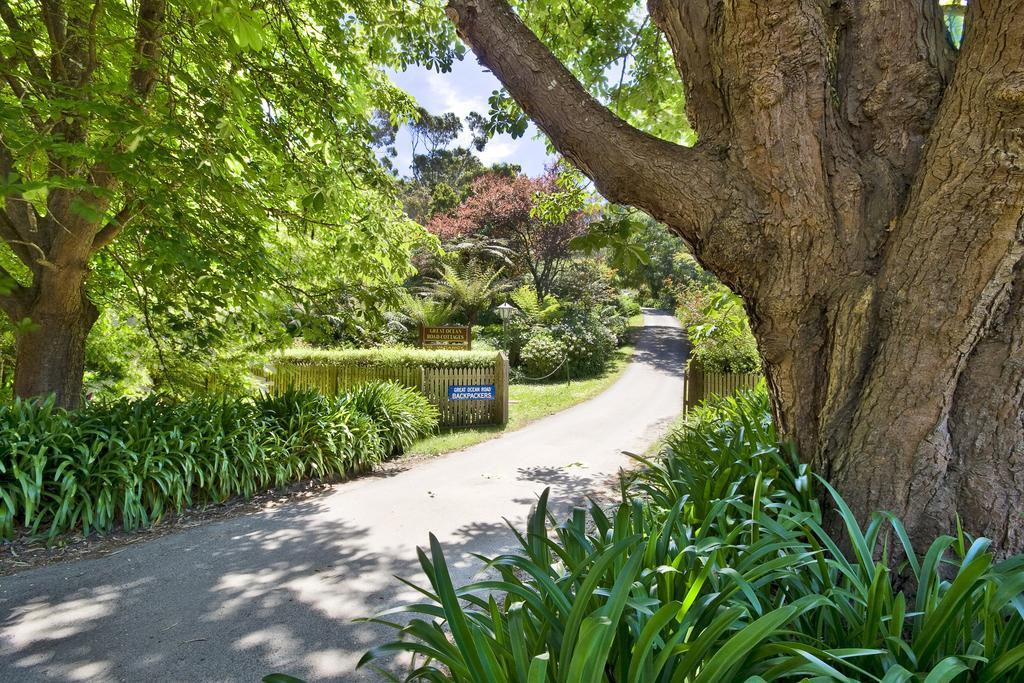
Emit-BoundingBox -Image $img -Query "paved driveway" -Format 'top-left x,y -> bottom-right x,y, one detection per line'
0,310 -> 686,682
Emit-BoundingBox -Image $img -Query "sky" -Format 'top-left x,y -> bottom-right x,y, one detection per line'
388,57 -> 555,178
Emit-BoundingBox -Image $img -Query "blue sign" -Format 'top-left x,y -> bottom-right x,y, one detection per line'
448,384 -> 496,401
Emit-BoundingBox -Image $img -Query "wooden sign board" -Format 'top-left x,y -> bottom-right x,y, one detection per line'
420,325 -> 472,350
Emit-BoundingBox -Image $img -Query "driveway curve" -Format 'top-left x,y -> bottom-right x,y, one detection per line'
0,310 -> 686,682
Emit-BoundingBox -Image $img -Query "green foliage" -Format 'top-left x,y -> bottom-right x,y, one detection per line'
550,259 -> 619,310
82,311 -> 153,400
614,291 -> 642,318
343,381 -> 439,457
274,347 -> 500,370
351,388 -> 1024,682
571,206 -> 652,275
510,285 -> 560,323
520,333 -> 566,379
0,0 -> 455,398
509,1 -> 694,143
430,260 -> 508,325
678,283 -> 761,373
391,293 -> 455,337
0,384 -> 437,540
549,306 -> 619,377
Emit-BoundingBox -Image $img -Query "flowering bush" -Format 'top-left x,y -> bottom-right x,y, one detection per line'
550,307 -> 617,377
520,332 -> 566,378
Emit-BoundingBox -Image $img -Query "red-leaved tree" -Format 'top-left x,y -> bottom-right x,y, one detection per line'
429,172 -> 587,300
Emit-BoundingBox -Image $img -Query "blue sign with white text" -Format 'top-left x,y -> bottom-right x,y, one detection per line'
448,384 -> 496,401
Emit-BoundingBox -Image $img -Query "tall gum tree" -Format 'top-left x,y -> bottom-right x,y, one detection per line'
444,0 -> 1024,554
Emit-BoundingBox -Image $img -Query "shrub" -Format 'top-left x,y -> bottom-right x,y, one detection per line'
351,388 -> 1024,682
688,330 -> 760,373
614,290 -> 642,318
343,381 -> 439,457
549,307 -> 617,377
520,332 -> 566,378
0,384 -> 437,540
678,282 -> 761,373
550,258 -> 618,309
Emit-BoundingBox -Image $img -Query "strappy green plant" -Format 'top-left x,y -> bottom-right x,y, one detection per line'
0,383 -> 437,540
342,389 -> 1024,683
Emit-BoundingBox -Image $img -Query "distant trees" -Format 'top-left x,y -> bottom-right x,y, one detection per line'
429,172 -> 588,300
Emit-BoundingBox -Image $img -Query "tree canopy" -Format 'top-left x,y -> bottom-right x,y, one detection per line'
0,0 -> 459,403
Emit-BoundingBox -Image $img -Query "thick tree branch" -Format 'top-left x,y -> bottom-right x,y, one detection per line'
0,261 -> 29,320
40,0 -> 68,82
445,0 -> 727,244
129,0 -> 166,99
647,0 -> 728,141
838,0 -> 954,187
0,138 -> 40,267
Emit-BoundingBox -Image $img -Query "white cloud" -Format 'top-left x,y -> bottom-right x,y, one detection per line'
477,139 -> 518,165
425,71 -> 487,119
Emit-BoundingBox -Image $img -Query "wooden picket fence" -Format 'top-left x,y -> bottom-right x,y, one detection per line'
254,354 -> 509,428
684,365 -> 762,412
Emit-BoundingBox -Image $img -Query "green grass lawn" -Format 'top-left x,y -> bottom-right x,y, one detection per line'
406,342 -> 636,457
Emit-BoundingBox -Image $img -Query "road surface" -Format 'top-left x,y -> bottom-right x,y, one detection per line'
0,310 -> 686,682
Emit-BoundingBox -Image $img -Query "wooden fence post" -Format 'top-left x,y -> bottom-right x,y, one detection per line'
684,364 -> 704,413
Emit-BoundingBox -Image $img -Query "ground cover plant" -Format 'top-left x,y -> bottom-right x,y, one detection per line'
0,383 -> 437,540
352,389 -> 1024,682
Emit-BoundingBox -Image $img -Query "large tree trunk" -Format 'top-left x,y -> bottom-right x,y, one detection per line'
0,0 -> 162,410
446,0 -> 1024,554
12,268 -> 98,409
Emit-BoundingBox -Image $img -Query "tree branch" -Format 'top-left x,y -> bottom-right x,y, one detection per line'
647,0 -> 728,141
129,0 -> 166,99
0,0 -> 51,86
838,0 -> 955,185
0,261 -> 29,320
0,137 -> 41,267
40,0 -> 68,82
91,199 -> 144,253
445,0 -> 727,244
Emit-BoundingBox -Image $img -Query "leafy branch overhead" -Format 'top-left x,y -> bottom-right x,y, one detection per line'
0,0 -> 459,406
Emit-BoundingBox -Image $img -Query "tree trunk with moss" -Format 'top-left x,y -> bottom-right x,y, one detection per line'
445,0 -> 1024,554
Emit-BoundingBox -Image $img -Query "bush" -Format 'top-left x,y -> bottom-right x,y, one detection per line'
550,258 -> 619,309
614,290 -> 642,318
352,388 -> 1024,682
343,381 -> 439,457
678,282 -> 761,373
550,307 -> 617,377
520,332 -> 566,378
689,329 -> 760,372
0,384 -> 437,540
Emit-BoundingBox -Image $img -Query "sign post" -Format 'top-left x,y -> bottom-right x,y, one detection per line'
420,325 -> 472,351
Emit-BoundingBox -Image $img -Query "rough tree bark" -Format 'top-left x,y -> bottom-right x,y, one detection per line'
0,0 -> 163,408
445,0 -> 1024,554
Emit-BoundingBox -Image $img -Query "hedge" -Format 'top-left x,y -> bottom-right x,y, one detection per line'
271,347 -> 499,370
